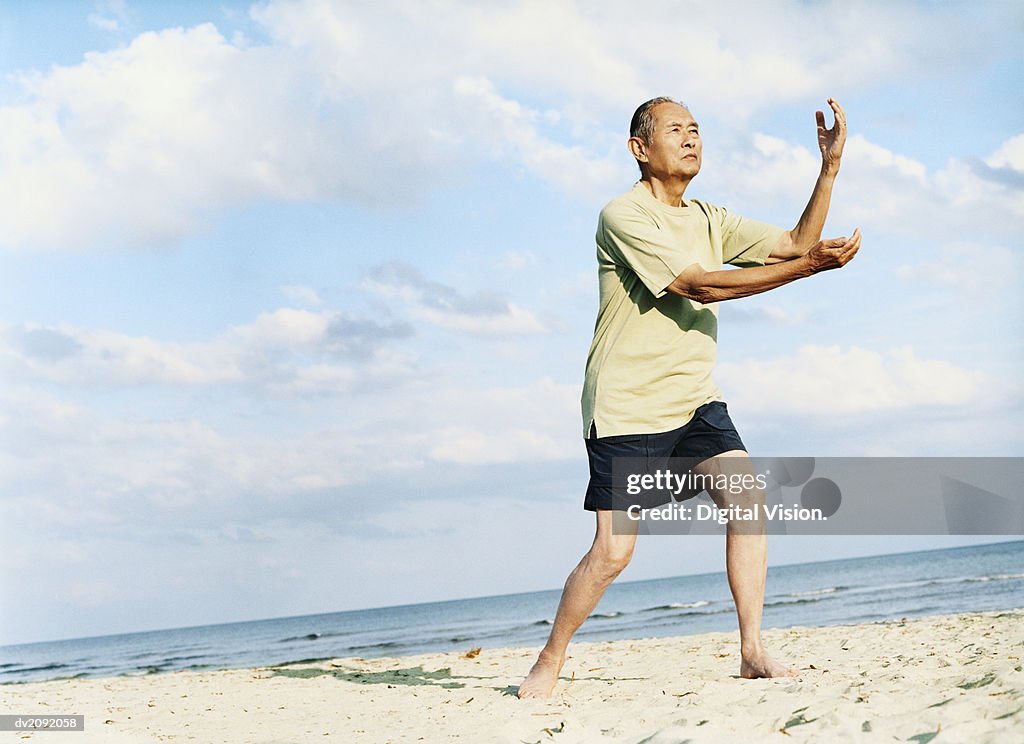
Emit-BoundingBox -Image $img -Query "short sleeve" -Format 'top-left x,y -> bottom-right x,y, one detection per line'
709,204 -> 786,268
597,208 -> 684,298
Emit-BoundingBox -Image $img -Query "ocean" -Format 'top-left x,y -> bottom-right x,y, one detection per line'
3,540 -> 1022,685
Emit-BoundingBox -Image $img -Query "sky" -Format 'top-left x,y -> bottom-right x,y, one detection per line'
0,0 -> 1021,646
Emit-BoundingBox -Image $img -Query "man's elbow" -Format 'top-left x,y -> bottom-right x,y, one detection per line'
767,231 -> 803,263
667,268 -> 718,303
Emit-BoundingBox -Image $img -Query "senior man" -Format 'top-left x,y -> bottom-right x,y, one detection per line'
517,97 -> 860,698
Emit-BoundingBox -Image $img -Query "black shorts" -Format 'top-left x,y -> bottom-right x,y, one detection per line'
583,401 -> 747,512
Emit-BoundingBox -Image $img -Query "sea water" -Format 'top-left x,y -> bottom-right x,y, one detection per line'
2,540 -> 1021,685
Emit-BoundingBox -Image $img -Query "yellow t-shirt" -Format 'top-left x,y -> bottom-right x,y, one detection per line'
581,182 -> 785,437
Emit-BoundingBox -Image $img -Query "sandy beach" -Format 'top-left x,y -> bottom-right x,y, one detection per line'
3,609 -> 1022,743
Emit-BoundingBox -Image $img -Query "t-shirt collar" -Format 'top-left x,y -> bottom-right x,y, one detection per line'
633,181 -> 692,215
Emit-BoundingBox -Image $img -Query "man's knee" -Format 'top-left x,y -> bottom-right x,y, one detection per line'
589,541 -> 634,576
590,509 -> 636,576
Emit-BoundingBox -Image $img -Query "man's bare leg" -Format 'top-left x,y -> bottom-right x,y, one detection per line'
516,510 -> 638,698
698,450 -> 799,679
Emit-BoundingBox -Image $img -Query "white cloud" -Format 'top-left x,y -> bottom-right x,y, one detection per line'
452,75 -> 626,202
428,425 -> 566,464
365,261 -> 550,335
706,131 -> 1024,243
0,306 -> 413,391
497,250 -> 538,270
719,345 -> 987,416
87,14 -> 120,32
895,243 -> 1018,291
2,0 -> 1019,251
229,308 -> 330,348
0,277 -> 580,536
0,388 -> 241,519
846,134 -> 928,180
0,21 -> 457,250
280,284 -> 323,306
986,133 -> 1024,171
0,368 -> 582,545
420,303 -> 547,335
87,0 -> 129,32
721,303 -> 808,326
0,382 -> 413,527
1,324 -> 241,386
423,377 -> 580,464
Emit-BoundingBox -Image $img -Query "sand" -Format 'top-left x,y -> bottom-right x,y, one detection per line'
3,609 -> 1022,743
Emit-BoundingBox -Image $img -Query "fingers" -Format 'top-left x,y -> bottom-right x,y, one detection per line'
815,109 -> 826,130
817,227 -> 861,266
837,228 -> 861,264
829,229 -> 860,251
823,228 -> 859,247
834,227 -> 859,246
827,97 -> 846,127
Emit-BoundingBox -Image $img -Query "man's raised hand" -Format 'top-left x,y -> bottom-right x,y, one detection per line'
816,98 -> 847,172
806,228 -> 861,273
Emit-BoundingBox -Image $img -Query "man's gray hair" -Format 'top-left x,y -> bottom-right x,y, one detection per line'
630,96 -> 688,143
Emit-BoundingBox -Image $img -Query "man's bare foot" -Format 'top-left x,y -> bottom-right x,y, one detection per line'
740,650 -> 799,679
516,651 -> 565,698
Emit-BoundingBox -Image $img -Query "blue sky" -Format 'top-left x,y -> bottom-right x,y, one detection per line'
1,0 -> 1021,645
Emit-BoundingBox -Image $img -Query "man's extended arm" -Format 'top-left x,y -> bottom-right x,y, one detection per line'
667,229 -> 861,304
765,98 -> 847,264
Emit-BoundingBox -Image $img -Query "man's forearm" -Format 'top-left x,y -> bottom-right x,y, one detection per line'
788,165 -> 838,254
769,99 -> 847,262
670,228 -> 861,303
667,257 -> 814,304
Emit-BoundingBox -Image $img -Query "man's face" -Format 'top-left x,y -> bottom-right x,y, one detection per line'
634,102 -> 702,180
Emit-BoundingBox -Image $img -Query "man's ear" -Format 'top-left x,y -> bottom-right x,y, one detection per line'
627,136 -> 648,163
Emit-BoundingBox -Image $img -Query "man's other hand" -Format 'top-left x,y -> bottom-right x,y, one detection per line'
816,98 -> 847,172
806,228 -> 861,273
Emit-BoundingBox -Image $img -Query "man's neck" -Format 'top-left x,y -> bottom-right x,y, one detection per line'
640,175 -> 692,207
